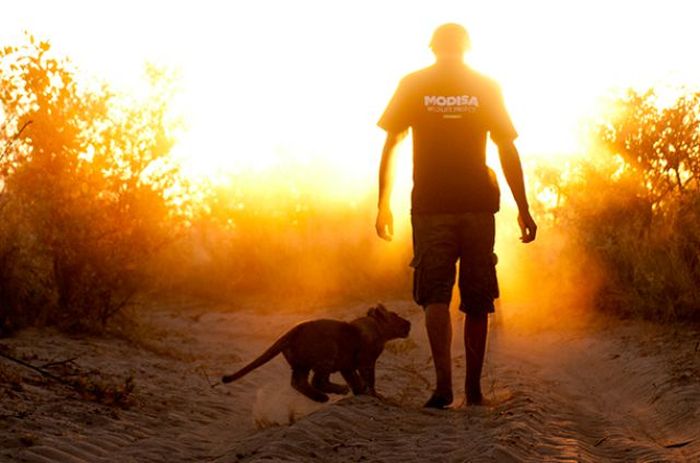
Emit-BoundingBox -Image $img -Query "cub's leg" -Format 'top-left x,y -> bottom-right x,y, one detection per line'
291,369 -> 329,403
311,371 -> 350,395
340,369 -> 365,395
359,362 -> 377,396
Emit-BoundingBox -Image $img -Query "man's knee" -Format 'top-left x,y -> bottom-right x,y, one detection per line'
467,310 -> 489,322
425,302 -> 450,313
425,303 -> 451,327
460,297 -> 495,316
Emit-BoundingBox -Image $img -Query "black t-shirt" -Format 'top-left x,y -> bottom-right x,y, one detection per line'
378,62 -> 517,214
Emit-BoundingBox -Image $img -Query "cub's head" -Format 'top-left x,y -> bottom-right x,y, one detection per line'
367,304 -> 411,339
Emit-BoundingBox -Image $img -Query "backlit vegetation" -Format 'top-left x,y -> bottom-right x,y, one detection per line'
0,37 -> 412,334
3,36 -> 699,335
536,89 -> 700,321
0,37 -> 187,332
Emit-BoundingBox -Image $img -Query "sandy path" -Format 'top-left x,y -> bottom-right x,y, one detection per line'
1,301 -> 698,462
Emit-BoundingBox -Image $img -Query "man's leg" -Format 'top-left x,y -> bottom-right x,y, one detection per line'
411,214 -> 458,409
458,213 -> 497,406
464,311 -> 488,404
424,302 -> 453,408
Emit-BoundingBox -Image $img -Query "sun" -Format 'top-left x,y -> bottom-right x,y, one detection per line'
2,0 -> 700,207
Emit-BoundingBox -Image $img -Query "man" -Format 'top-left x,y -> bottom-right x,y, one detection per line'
375,23 -> 537,408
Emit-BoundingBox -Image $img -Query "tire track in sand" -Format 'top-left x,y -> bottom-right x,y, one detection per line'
1,302 -> 698,462
220,308 -> 700,462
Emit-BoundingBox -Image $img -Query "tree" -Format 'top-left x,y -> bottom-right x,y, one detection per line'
598,89 -> 700,208
0,36 -> 186,331
535,87 -> 700,321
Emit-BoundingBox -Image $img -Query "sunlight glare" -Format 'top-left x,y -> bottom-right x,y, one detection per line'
2,0 -> 700,207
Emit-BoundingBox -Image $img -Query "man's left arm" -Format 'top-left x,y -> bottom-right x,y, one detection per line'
497,140 -> 537,243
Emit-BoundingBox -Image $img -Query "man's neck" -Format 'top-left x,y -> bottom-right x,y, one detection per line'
434,56 -> 465,66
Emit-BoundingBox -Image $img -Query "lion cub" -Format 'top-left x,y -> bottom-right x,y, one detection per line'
222,304 -> 411,402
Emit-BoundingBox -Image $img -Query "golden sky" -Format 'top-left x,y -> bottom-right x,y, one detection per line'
2,0 -> 700,201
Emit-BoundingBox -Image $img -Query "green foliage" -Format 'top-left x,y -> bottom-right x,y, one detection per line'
0,37 -> 186,332
538,89 -> 700,321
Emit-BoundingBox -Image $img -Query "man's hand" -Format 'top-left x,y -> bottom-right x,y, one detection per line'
375,207 -> 394,241
518,209 -> 537,243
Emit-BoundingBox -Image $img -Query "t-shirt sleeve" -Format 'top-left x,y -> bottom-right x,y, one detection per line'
377,78 -> 413,133
487,83 -> 518,146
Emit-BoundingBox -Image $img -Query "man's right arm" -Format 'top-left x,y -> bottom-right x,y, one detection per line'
376,130 -> 406,241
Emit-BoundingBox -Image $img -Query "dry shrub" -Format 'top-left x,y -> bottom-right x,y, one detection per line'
0,35 -> 410,334
0,36 -> 187,333
155,175 -> 413,306
537,89 -> 700,322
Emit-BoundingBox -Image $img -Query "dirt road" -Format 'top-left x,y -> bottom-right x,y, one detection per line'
1,301 -> 698,462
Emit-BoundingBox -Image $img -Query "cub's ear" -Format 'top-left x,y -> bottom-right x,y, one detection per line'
369,305 -> 389,320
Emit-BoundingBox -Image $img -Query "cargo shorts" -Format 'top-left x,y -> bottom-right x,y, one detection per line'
410,212 -> 499,315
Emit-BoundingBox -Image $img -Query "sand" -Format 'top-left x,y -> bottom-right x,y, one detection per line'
1,300 -> 698,462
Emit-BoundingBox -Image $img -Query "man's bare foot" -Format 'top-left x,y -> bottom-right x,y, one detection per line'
465,386 -> 486,406
465,389 -> 513,407
424,390 -> 454,409
465,392 -> 485,406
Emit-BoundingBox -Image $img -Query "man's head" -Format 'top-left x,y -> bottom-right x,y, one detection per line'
430,23 -> 470,59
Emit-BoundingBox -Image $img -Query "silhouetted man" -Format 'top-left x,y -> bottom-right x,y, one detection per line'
376,23 -> 536,407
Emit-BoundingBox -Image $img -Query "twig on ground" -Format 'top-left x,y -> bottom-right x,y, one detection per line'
0,409 -> 32,420
393,364 -> 432,388
0,349 -> 134,406
0,349 -> 77,388
40,357 -> 79,369
194,365 -> 220,388
664,439 -> 694,449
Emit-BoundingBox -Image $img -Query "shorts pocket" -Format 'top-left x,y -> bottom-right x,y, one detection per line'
410,252 -> 423,305
409,252 -> 422,269
412,265 -> 423,306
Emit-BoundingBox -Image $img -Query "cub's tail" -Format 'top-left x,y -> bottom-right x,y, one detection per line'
221,327 -> 295,384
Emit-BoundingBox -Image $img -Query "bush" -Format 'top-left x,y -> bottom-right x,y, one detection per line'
537,89 -> 700,322
0,37 -> 186,332
155,169 -> 413,306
